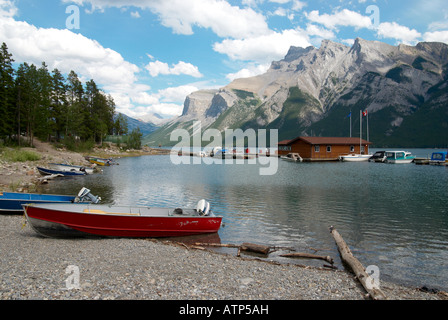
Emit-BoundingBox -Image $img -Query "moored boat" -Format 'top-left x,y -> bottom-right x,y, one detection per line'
339,154 -> 371,162
280,153 -> 303,162
369,151 -> 387,163
23,199 -> 222,238
0,187 -> 100,213
430,151 -> 448,166
414,157 -> 430,165
385,151 -> 416,164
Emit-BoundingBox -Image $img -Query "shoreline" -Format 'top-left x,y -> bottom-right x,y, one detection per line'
0,214 -> 445,301
0,139 -> 169,192
0,141 -> 446,301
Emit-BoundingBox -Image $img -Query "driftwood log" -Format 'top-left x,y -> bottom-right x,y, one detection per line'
240,243 -> 271,255
329,226 -> 387,300
193,242 -> 272,256
280,253 -> 334,264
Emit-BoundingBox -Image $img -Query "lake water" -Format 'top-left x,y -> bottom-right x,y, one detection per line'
39,148 -> 448,291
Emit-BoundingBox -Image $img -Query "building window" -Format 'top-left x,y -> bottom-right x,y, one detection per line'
350,145 -> 355,152
326,145 -> 332,152
314,145 -> 320,152
279,146 -> 291,151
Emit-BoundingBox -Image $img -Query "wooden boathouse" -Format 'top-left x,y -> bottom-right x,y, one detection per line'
278,136 -> 372,161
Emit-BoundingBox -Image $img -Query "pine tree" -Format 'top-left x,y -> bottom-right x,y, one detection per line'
51,68 -> 67,140
0,42 -> 15,140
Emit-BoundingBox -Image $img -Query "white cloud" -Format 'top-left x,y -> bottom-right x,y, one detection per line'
306,24 -> 335,40
423,30 -> 448,44
157,85 -> 199,103
0,1 -> 189,119
63,0 -> 270,39
213,29 -> 311,63
130,11 -> 140,18
0,17 -> 139,86
376,22 -> 422,45
306,9 -> 372,30
0,0 -> 16,17
145,60 -> 203,78
226,63 -> 270,82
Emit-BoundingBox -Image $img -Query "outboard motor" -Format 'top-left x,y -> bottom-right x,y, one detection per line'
196,199 -> 210,216
75,187 -> 101,204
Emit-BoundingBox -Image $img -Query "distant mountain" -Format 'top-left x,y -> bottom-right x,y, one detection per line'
114,113 -> 159,136
143,38 -> 448,148
137,112 -> 168,126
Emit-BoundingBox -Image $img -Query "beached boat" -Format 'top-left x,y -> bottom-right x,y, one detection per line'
49,163 -> 94,174
0,187 -> 100,213
385,151 -> 416,164
85,156 -> 117,166
369,151 -> 387,163
280,153 -> 303,162
37,167 -> 86,176
430,151 -> 448,166
23,199 -> 222,238
340,154 -> 372,162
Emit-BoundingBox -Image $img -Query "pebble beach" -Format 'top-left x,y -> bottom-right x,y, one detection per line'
0,214 -> 444,301
0,141 -> 446,304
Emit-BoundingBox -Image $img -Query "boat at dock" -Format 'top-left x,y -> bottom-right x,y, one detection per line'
385,151 -> 416,164
414,157 -> 430,165
369,151 -> 387,163
280,153 -> 303,162
430,151 -> 448,166
340,154 -> 372,162
23,199 -> 222,238
0,187 -> 100,213
37,167 -> 86,176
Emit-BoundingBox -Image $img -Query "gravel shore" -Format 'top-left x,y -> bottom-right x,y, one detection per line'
0,215 -> 443,302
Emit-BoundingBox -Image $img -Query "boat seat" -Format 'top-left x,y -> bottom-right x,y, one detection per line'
83,209 -> 141,216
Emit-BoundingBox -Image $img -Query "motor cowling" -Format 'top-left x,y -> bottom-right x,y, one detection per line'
196,199 -> 210,216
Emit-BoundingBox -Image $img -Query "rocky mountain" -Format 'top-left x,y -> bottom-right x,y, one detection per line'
143,38 -> 448,148
115,113 -> 159,136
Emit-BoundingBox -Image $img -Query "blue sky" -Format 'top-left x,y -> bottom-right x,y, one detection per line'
1,0 -> 447,121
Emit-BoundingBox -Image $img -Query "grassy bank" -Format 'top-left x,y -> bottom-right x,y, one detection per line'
0,148 -> 41,163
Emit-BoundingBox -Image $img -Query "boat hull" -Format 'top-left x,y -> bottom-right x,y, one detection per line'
37,167 -> 86,176
0,192 -> 79,213
88,159 -> 110,166
340,154 -> 371,162
24,204 -> 222,238
386,159 -> 414,164
49,163 -> 94,174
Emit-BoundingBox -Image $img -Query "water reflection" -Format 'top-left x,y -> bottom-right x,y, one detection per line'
39,152 -> 448,290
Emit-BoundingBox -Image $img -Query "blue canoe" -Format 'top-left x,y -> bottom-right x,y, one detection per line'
37,167 -> 86,176
0,187 -> 101,213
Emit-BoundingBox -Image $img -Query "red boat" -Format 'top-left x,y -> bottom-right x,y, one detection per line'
22,200 -> 222,238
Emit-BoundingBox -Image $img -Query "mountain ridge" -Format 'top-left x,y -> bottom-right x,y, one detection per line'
143,38 -> 448,148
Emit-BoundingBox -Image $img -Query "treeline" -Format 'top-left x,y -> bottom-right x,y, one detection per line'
0,42 -> 124,148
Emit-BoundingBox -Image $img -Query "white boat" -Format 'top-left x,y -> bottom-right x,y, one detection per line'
385,151 -> 416,164
340,110 -> 371,162
340,154 -> 372,162
49,163 -> 95,174
281,153 -> 303,162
